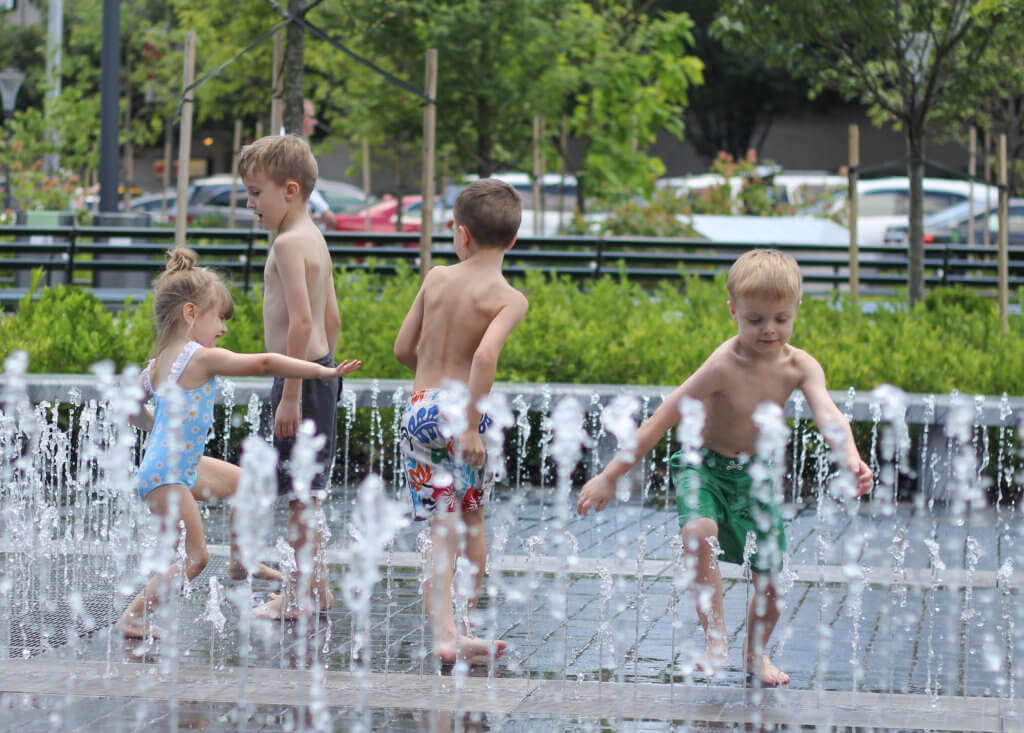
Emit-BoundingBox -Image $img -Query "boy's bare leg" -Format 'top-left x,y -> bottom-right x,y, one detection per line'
461,507 -> 486,630
682,517 -> 728,675
194,456 -> 283,583
426,511 -> 506,665
116,484 -> 209,639
255,498 -> 333,619
745,571 -> 789,686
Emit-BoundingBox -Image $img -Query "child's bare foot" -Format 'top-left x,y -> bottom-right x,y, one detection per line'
696,632 -> 729,677
746,653 -> 790,686
436,637 -> 507,666
226,559 -> 283,583
115,616 -> 161,640
253,589 -> 335,620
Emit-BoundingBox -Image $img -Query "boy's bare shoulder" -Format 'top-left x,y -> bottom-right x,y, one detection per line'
273,219 -> 327,255
788,344 -> 827,378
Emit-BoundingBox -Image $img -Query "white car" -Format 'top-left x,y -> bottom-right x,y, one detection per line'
656,169 -> 844,213
829,177 -> 1001,245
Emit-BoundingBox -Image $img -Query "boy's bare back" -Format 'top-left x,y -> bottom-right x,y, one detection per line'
408,258 -> 525,390
263,217 -> 337,359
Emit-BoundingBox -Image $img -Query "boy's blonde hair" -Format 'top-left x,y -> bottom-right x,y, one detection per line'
454,178 -> 522,247
727,248 -> 802,303
238,134 -> 318,201
151,247 -> 233,357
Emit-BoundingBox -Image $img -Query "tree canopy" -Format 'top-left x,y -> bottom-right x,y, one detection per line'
716,0 -> 1009,305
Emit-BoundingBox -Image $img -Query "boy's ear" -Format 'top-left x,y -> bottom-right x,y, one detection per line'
284,179 -> 301,199
505,234 -> 518,251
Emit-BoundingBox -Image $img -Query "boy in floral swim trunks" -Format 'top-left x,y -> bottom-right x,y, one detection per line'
394,178 -> 528,665
577,248 -> 873,686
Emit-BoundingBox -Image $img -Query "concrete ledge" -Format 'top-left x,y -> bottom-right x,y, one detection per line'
18,375 -> 1024,427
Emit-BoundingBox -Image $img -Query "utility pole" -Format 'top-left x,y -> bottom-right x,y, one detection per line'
98,0 -> 120,212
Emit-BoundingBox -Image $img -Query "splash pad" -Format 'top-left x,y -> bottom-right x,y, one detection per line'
1,357 -> 1023,731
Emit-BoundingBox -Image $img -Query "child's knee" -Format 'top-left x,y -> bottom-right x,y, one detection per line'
462,507 -> 485,530
681,517 -> 718,551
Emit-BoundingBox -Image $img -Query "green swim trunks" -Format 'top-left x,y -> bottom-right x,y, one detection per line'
669,448 -> 786,574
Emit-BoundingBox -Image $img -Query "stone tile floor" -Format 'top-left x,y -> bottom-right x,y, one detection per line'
2,487 -> 1023,731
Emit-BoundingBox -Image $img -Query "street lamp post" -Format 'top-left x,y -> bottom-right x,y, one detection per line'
0,67 -> 26,213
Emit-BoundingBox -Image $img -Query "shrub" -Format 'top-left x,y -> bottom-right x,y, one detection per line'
1,269 -> 1022,396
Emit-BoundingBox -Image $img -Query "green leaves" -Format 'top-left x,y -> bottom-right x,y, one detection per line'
3,270 -> 1022,398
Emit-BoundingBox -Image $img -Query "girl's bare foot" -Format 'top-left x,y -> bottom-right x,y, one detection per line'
746,653 -> 790,686
253,589 -> 335,620
436,637 -> 507,666
696,631 -> 729,677
114,616 -> 161,640
226,559 -> 284,583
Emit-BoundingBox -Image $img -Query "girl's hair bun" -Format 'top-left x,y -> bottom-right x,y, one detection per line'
165,247 -> 198,273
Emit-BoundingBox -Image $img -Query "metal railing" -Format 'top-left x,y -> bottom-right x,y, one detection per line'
0,223 -> 1022,307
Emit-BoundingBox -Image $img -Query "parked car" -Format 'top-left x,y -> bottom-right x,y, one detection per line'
127,191 -> 177,224
884,197 -> 1024,246
827,177 -> 1001,245
334,195 -> 423,233
317,178 -> 370,216
164,175 -> 255,227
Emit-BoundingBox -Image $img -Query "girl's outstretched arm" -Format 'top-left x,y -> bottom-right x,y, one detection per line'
194,347 -> 360,381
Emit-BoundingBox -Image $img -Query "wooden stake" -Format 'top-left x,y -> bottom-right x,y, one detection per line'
848,124 -> 859,303
532,116 -> 542,236
984,133 -> 991,246
174,30 -> 196,248
229,119 -> 242,229
271,32 -> 284,135
968,126 -> 976,247
559,114 -> 568,228
362,137 -> 371,231
418,48 -> 438,281
161,121 -> 171,223
998,133 -> 1008,335
122,71 -> 133,212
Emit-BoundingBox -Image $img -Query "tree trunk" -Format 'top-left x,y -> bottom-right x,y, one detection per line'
282,0 -> 305,135
906,129 -> 925,305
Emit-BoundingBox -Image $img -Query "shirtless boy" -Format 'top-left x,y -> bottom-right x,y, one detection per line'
577,248 -> 872,685
394,179 -> 529,665
240,134 -> 357,619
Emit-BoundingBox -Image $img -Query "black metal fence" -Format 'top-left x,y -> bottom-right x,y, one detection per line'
0,223 -> 1022,309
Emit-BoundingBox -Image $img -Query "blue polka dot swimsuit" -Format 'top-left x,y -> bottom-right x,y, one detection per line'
136,341 -> 218,499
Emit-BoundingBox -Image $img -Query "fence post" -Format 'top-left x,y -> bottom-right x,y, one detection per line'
243,229 -> 255,295
418,48 -> 438,281
848,124 -> 860,303
999,133 -> 1009,335
65,221 -> 77,284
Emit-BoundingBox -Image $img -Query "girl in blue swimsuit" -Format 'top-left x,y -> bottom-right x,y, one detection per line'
116,247 -> 361,639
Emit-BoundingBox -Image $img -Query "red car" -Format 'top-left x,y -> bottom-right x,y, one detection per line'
334,195 -> 422,233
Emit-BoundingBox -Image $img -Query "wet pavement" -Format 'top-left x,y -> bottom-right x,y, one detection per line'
2,482 -> 1022,732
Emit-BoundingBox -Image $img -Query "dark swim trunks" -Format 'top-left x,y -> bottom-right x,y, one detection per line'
670,448 -> 786,574
270,353 -> 341,499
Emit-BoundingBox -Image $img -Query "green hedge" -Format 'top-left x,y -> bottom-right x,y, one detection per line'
2,266 -> 1022,395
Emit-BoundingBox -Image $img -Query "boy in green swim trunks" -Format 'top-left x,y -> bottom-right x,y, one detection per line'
577,248 -> 873,686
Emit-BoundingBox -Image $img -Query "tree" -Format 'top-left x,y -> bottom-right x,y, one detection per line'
553,2 -> 703,210
716,0 -> 1005,305
649,0 -> 814,165
952,2 -> 1024,195
306,0 -> 568,181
